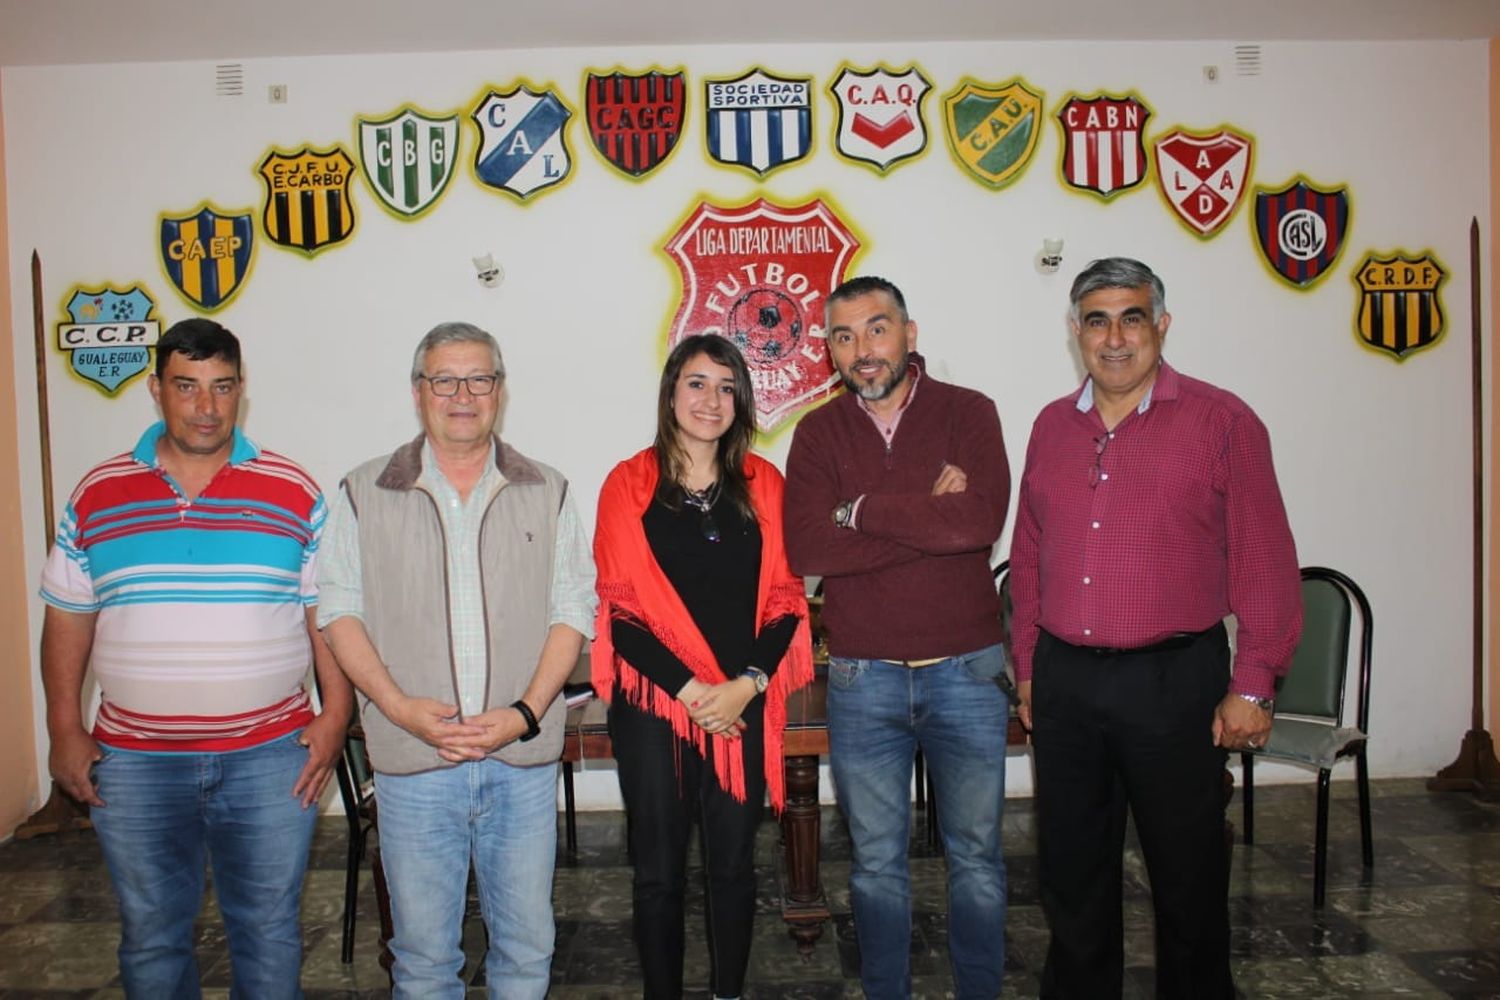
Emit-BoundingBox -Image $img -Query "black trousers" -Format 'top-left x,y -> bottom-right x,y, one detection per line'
610,695 -> 766,1000
1032,624 -> 1234,1000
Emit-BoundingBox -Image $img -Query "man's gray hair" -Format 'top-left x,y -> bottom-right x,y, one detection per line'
410,322 -> 506,383
1068,257 -> 1166,323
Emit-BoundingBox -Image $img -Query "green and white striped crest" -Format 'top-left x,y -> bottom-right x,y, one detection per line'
356,106 -> 460,220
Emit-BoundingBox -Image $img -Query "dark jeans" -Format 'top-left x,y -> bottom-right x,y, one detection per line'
1032,624 -> 1234,1000
610,695 -> 765,999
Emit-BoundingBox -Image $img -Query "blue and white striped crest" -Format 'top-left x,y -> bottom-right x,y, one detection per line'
704,68 -> 813,177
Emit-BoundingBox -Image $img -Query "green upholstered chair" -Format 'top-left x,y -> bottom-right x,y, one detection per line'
1240,566 -> 1374,907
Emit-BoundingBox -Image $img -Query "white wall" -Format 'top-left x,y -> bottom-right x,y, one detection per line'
4,38 -> 1488,807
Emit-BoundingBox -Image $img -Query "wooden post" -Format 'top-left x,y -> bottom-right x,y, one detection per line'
15,250 -> 93,840
1430,218 -> 1500,796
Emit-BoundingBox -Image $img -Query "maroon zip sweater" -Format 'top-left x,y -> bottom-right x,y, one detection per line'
783,355 -> 1010,660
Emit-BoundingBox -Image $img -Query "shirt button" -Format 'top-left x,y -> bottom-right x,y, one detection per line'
1092,521 -> 1100,529
1083,577 -> 1091,585
1100,473 -> 1109,481
1083,628 -> 1092,636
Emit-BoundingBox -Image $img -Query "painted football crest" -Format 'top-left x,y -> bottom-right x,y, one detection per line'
471,83 -> 574,201
827,63 -> 932,173
942,76 -> 1045,190
1252,176 -> 1351,289
1055,92 -> 1152,200
257,145 -> 357,255
663,196 -> 863,432
56,283 -> 162,395
585,68 -> 686,179
356,106 -> 459,220
1352,251 -> 1446,361
1152,126 -> 1254,238
158,202 -> 254,312
703,68 -> 813,177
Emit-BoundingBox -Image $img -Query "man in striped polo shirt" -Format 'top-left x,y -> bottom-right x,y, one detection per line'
40,318 -> 353,999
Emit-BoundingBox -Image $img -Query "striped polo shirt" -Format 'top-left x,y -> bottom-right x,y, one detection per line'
40,422 -> 325,751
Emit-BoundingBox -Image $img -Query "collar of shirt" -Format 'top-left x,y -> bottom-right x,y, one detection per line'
416,438 -> 505,506
1073,360 -> 1179,417
132,421 -> 259,467
857,359 -> 922,440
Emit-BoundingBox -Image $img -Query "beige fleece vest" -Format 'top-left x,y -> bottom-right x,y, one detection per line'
343,434 -> 566,774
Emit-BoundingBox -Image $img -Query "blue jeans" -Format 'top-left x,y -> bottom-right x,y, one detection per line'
827,646 -> 1010,1000
90,731 -> 317,1000
374,758 -> 558,1000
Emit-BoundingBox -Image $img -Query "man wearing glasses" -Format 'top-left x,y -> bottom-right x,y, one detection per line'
784,276 -> 1013,999
39,318 -> 352,997
1009,258 -> 1301,999
316,322 -> 595,999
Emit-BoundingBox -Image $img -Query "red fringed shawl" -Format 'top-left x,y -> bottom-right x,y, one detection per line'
591,448 -> 813,811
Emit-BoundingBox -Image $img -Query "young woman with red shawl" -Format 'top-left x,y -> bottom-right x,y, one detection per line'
592,335 -> 813,1000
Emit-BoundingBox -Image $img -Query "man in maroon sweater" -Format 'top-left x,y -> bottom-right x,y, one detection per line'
1010,257 -> 1301,999
784,276 -> 1012,999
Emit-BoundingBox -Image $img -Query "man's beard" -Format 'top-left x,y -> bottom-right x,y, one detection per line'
838,350 -> 909,402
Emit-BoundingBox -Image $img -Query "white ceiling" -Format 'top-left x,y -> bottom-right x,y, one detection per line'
2,0 -> 1499,68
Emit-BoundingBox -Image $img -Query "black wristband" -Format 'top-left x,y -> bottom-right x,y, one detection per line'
512,699 -> 541,742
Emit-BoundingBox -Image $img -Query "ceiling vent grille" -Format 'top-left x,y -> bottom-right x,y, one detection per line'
216,63 -> 244,98
1234,44 -> 1262,77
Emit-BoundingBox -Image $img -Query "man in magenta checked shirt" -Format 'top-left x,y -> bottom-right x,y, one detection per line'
1009,257 -> 1302,1000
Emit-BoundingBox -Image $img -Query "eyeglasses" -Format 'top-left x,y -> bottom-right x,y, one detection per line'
1090,433 -> 1111,488
418,373 -> 500,396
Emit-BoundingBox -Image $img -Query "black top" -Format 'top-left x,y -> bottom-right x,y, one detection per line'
612,485 -> 798,696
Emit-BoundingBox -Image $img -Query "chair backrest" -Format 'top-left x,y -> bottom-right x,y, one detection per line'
1275,566 -> 1373,730
345,729 -> 374,794
993,559 -> 1013,652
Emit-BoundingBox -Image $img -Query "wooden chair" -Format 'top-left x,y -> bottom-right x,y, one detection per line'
1240,566 -> 1374,906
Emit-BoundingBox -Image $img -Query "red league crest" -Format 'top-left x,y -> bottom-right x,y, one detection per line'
663,196 -> 863,432
1152,125 -> 1254,239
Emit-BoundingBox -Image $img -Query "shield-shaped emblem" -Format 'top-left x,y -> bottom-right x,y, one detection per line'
704,68 -> 813,177
1055,92 -> 1152,199
585,68 -> 686,179
1352,251 -> 1446,361
828,63 -> 932,173
471,83 -> 574,201
1152,126 -> 1254,238
257,145 -> 357,255
356,106 -> 459,220
56,284 -> 162,395
942,76 -> 1045,190
158,203 -> 254,312
1253,176 -> 1351,289
662,196 -> 863,432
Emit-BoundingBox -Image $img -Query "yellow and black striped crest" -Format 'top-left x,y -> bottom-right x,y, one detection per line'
257,145 -> 357,256
1352,251 -> 1446,361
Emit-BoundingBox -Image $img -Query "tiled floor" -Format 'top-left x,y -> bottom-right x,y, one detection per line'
0,777 -> 1498,997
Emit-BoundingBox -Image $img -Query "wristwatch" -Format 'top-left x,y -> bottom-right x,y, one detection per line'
832,500 -> 855,529
1237,693 -> 1275,714
742,666 -> 770,694
511,699 -> 542,741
